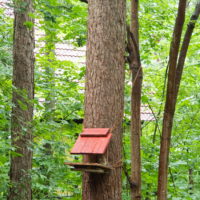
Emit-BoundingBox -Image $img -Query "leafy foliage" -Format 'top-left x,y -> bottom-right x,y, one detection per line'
0,0 -> 199,199
0,8 -> 13,198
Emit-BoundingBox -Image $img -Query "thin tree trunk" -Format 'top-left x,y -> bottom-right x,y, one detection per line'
130,0 -> 142,199
157,1 -> 200,199
188,168 -> 193,195
41,24 -> 56,197
82,0 -> 126,199
157,1 -> 187,199
44,27 -> 56,120
8,0 -> 34,199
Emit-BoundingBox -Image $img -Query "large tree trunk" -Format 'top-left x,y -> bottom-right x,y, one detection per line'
8,0 -> 34,199
82,0 -> 126,200
130,0 -> 142,199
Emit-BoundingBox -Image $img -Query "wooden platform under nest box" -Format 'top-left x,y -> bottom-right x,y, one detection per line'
65,128 -> 112,173
65,162 -> 113,174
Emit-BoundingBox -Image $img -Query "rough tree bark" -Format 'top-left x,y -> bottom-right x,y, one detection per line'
157,1 -> 200,199
82,0 -> 126,200
129,0 -> 142,199
8,0 -> 35,199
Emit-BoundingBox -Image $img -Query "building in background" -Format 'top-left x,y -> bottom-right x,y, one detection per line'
0,1 -> 154,121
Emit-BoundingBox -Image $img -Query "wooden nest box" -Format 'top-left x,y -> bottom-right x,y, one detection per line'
65,128 -> 113,173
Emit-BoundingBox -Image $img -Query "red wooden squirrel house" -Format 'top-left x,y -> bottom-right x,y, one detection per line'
65,128 -> 113,173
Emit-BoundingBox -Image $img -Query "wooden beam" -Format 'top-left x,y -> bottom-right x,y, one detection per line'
65,162 -> 113,174
72,168 -> 105,174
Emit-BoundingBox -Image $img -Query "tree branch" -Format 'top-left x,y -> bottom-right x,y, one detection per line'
126,25 -> 141,68
80,0 -> 88,3
122,145 -> 137,189
175,1 -> 200,99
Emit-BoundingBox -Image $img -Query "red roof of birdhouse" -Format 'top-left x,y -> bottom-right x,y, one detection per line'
70,128 -> 112,154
